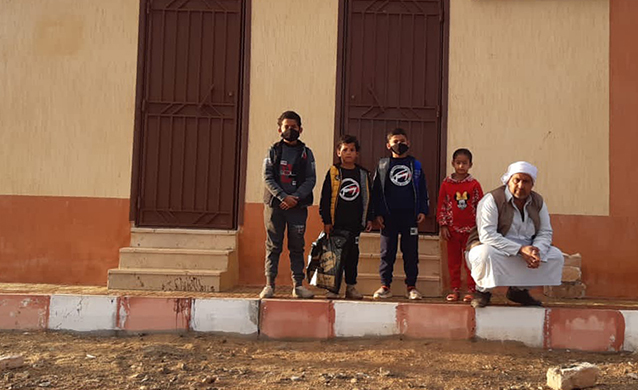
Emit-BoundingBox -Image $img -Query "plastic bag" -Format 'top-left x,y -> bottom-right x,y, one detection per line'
306,229 -> 352,294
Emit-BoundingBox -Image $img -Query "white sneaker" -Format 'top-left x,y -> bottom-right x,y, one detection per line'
292,286 -> 315,299
407,288 -> 423,300
373,286 -> 392,299
259,285 -> 274,299
325,291 -> 339,299
345,285 -> 363,300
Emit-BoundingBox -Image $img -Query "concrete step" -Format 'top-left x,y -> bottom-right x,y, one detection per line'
107,268 -> 234,292
118,248 -> 233,270
358,233 -> 440,256
130,228 -> 237,250
356,253 -> 441,277
354,273 -> 441,298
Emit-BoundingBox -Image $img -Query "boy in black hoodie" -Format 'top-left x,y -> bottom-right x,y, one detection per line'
371,128 -> 429,300
318,135 -> 373,299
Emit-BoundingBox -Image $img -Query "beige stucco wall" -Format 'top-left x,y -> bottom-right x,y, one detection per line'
0,0 -> 139,199
448,0 -> 609,216
244,0 -> 339,204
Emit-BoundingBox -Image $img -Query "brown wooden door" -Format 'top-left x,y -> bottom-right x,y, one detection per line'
136,0 -> 244,229
340,0 -> 444,233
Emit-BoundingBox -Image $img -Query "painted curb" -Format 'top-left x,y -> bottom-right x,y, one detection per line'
397,303 -> 475,339
191,298 -> 259,335
49,295 -> 118,332
621,310 -> 638,351
476,307 -> 545,348
117,297 -> 191,332
0,295 -> 49,330
333,301 -> 398,337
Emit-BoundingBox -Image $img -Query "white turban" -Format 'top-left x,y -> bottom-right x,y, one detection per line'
500,161 -> 538,185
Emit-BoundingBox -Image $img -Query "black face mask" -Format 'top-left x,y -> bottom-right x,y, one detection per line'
281,128 -> 300,142
391,143 -> 409,155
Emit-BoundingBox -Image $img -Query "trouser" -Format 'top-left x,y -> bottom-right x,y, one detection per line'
264,205 -> 308,287
335,228 -> 361,286
379,213 -> 419,287
447,230 -> 475,291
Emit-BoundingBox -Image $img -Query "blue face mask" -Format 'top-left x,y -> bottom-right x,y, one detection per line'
391,143 -> 409,155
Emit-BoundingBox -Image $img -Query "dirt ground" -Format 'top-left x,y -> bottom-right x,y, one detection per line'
1,332 -> 638,390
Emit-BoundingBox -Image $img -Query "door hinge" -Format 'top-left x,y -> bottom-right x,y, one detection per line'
439,1 -> 444,23
436,105 -> 441,119
137,196 -> 142,210
141,98 -> 147,112
146,0 -> 151,14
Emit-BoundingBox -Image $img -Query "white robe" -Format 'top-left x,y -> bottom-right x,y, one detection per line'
467,188 -> 564,289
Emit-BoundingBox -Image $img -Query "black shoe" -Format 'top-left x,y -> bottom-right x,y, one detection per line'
471,290 -> 492,308
506,287 -> 542,306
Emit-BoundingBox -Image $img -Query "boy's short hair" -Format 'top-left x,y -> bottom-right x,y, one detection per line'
452,148 -> 473,163
386,127 -> 408,142
337,134 -> 360,152
277,110 -> 302,127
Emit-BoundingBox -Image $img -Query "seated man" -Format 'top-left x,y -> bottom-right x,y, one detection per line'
466,161 -> 564,307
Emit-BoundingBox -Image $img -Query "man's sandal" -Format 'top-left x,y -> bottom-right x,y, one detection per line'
446,290 -> 460,301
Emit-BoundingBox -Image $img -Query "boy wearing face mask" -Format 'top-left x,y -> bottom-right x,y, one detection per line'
260,110 -> 317,299
371,128 -> 429,300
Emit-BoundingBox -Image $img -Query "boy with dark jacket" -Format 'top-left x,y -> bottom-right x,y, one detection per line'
260,111 -> 316,299
372,128 -> 429,300
318,135 -> 373,299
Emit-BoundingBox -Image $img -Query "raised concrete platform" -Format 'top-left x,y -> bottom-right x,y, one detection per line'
1,286 -> 637,353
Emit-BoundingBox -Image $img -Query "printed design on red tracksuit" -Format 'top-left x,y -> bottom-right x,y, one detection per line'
436,175 -> 484,291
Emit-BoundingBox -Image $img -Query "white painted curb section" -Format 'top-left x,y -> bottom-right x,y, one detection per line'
621,310 -> 638,352
191,298 -> 259,335
476,307 -> 545,348
49,295 -> 117,331
333,301 -> 398,337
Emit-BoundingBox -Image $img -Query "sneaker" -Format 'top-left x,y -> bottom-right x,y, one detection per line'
373,286 -> 392,299
506,287 -> 542,306
407,287 -> 423,300
259,285 -> 274,299
325,291 -> 340,299
292,285 -> 315,299
471,290 -> 492,308
345,285 -> 363,300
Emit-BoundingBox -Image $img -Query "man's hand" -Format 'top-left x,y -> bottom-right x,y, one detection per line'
323,224 -> 333,237
279,196 -> 299,210
364,221 -> 373,232
440,226 -> 451,241
416,213 -> 426,224
376,216 -> 385,229
519,245 -> 541,268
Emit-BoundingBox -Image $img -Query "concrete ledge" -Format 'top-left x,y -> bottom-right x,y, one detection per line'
2,292 -> 638,353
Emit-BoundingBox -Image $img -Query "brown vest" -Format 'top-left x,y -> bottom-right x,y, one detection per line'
466,186 -> 544,251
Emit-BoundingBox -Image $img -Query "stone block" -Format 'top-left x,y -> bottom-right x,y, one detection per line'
563,253 -> 582,267
0,355 -> 25,370
547,362 -> 600,390
561,266 -> 582,283
544,282 -> 586,299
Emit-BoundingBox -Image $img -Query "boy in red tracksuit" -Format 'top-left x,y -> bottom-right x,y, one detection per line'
437,148 -> 483,302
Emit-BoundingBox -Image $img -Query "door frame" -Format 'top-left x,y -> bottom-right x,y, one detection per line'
333,0 -> 450,232
129,0 -> 252,229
